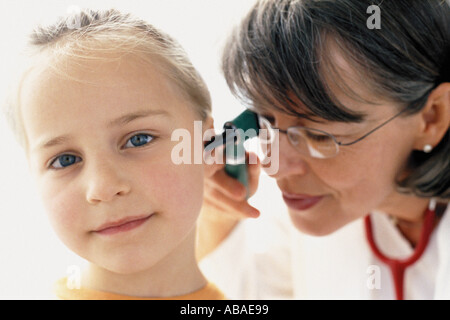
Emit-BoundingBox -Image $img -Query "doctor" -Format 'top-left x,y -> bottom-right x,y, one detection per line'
199,0 -> 450,299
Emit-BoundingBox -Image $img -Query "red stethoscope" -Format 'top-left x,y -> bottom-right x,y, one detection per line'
364,200 -> 436,300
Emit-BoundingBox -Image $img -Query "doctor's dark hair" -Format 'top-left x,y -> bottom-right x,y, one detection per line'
222,0 -> 450,200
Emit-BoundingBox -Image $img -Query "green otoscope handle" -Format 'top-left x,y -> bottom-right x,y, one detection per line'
223,110 -> 260,200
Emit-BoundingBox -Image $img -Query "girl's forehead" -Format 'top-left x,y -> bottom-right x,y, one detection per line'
35,51 -> 161,84
22,52 -> 175,102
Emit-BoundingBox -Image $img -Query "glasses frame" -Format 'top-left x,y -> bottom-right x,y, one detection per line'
258,106 -> 410,159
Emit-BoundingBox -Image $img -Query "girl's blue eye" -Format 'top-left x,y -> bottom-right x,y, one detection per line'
50,155 -> 81,169
124,134 -> 154,148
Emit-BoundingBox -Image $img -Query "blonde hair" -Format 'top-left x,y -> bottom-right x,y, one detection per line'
4,8 -> 212,149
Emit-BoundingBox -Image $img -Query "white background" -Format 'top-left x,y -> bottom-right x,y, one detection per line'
0,0 -> 285,299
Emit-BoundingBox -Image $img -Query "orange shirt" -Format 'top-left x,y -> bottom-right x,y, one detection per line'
54,278 -> 226,300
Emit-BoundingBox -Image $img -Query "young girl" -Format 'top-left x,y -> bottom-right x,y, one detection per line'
4,8 -> 225,300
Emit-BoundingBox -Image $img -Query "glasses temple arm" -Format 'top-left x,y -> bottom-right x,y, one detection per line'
338,107 -> 409,146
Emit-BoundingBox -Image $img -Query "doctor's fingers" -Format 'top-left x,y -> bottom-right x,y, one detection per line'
203,188 -> 260,219
205,152 -> 262,200
246,152 -> 262,199
206,167 -> 247,200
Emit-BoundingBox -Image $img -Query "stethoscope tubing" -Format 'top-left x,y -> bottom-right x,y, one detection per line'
364,204 -> 436,300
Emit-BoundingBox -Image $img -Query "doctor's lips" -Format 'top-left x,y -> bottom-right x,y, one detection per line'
93,213 -> 154,236
282,192 -> 324,211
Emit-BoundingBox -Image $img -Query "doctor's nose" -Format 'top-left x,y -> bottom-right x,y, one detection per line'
266,132 -> 308,179
85,159 -> 131,204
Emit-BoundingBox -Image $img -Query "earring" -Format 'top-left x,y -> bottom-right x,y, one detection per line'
423,144 -> 433,153
428,198 -> 437,211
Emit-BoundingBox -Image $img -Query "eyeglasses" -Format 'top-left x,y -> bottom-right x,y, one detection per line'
258,107 -> 409,159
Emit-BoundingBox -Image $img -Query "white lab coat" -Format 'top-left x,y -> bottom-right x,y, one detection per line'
200,174 -> 450,300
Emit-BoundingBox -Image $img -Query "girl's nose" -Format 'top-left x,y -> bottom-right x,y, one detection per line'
85,158 -> 131,204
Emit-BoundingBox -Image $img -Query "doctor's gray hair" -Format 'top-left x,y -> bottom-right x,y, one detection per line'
222,0 -> 450,200
4,8 -> 211,149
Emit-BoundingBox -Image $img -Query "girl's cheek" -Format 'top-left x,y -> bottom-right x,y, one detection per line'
40,180 -> 83,236
142,160 -> 204,219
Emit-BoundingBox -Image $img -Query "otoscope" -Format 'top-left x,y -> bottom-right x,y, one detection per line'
204,110 -> 260,199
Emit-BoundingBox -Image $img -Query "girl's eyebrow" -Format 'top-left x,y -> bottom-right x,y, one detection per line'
35,109 -> 170,152
37,135 -> 73,151
107,109 -> 171,128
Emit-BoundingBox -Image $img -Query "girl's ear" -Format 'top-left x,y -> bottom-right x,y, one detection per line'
202,116 -> 222,178
203,116 -> 214,132
413,82 -> 450,152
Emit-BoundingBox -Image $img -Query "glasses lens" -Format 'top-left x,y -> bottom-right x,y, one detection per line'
287,127 -> 339,159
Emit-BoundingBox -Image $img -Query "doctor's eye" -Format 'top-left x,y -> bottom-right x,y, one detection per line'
123,133 -> 155,149
50,154 -> 82,169
304,130 -> 333,143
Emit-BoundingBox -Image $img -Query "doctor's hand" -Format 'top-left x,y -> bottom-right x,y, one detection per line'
204,150 -> 261,218
197,150 -> 261,260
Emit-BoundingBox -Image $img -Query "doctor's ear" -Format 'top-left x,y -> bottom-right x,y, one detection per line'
413,82 -> 450,152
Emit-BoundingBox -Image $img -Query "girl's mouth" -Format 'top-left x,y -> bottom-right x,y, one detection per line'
93,213 -> 154,236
